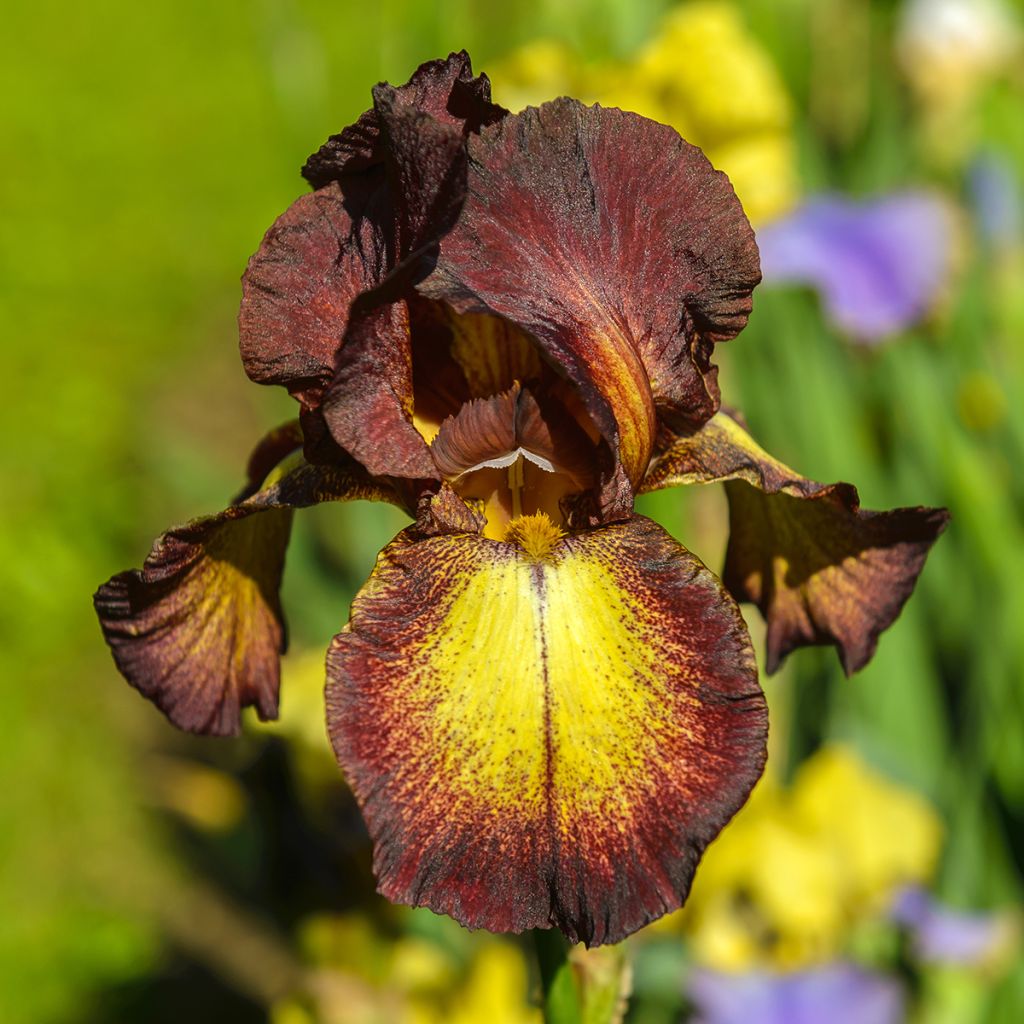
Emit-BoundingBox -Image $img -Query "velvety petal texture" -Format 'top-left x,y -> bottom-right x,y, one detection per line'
643,412 -> 949,673
238,181 -> 388,408
321,299 -> 438,479
326,515 -> 766,946
421,99 -> 761,488
95,444 -> 404,736
315,57 -> 507,479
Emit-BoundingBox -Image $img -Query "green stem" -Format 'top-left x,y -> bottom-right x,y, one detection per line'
532,928 -> 582,1024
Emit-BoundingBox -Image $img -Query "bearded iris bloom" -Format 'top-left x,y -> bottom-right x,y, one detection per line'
94,53 -> 947,947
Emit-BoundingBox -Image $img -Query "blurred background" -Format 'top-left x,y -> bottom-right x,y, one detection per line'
3,0 -> 1024,1021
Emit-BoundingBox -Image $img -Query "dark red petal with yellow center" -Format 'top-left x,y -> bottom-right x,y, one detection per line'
94,440 -> 406,737
326,515 -> 766,946
641,411 -> 950,674
239,180 -> 388,408
420,99 -> 761,486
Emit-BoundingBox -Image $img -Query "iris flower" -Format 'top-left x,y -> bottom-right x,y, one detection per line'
94,53 -> 947,946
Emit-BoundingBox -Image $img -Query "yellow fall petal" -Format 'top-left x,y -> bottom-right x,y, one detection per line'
327,516 -> 766,945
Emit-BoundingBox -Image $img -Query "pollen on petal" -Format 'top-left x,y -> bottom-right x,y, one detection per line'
505,512 -> 564,561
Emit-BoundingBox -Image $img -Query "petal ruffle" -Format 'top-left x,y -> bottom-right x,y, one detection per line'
302,51 -> 505,190
320,298 -> 438,479
420,99 -> 761,487
316,55 -> 507,479
245,53 -> 505,479
326,515 -> 766,946
94,438 -> 405,737
642,412 -> 949,673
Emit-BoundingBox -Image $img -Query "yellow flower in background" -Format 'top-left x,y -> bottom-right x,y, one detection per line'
488,1 -> 798,222
445,943 -> 540,1024
677,745 -> 944,972
897,0 -> 1022,109
792,746 -> 943,915
271,916 -> 538,1024
487,39 -> 581,118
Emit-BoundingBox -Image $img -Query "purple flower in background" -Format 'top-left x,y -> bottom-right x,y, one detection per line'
968,152 -> 1022,250
688,965 -> 905,1024
756,193 -> 953,343
892,886 -> 1018,967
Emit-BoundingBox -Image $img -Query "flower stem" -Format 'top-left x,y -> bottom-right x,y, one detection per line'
532,928 -> 582,1024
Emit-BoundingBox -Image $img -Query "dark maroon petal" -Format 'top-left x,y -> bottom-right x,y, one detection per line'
372,85 -> 468,265
302,51 -> 505,187
94,440 -> 407,737
419,99 -> 761,488
320,299 -> 437,479
95,503 -> 292,737
252,55 -> 506,477
724,481 -> 949,674
238,180 -> 388,407
641,411 -> 949,674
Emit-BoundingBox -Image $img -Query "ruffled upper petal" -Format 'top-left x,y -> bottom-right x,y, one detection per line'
642,411 -> 949,673
420,99 -> 761,487
302,51 -> 505,188
94,432 -> 406,736
326,514 -> 766,946
312,55 -> 507,479
243,54 -> 507,479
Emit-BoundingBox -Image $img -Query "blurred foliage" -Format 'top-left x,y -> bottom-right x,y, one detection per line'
3,0 -> 1024,1021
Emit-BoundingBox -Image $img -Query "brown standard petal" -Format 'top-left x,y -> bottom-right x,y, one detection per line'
642,411 -> 949,674
245,54 -> 506,479
302,51 -> 505,188
239,180 -> 389,409
314,56 -> 508,479
420,99 -> 761,488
